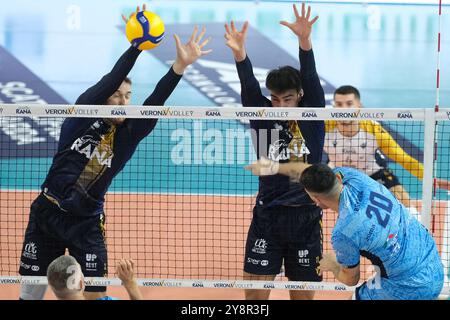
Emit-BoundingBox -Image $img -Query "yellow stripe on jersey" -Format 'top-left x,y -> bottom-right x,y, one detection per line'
325,120 -> 337,133
288,120 -> 307,163
77,125 -> 117,190
325,120 -> 424,179
359,121 -> 423,179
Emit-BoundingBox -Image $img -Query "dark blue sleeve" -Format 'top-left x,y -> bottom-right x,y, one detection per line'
235,55 -> 269,108
235,55 -> 271,131
142,67 -> 182,106
127,67 -> 183,141
75,46 -> 141,105
299,48 -> 325,108
298,48 -> 325,164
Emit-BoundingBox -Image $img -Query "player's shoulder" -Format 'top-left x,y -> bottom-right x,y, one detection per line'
359,120 -> 383,134
332,166 -> 362,180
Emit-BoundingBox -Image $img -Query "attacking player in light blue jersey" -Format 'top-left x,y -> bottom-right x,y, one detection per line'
245,159 -> 444,300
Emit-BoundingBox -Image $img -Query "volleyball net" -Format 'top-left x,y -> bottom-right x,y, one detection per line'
0,104 -> 448,294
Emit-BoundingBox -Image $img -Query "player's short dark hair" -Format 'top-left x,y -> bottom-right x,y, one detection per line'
124,77 -> 132,85
334,85 -> 360,100
300,164 -> 337,194
266,66 -> 302,93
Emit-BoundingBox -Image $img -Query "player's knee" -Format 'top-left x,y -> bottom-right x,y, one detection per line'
20,284 -> 47,300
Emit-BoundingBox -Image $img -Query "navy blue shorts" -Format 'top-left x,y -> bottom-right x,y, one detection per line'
19,194 -> 108,292
244,204 -> 323,282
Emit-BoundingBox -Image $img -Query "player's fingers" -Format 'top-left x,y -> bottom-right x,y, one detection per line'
306,6 -> 311,20
279,21 -> 293,29
190,25 -> 199,43
125,260 -> 132,272
244,163 -> 260,175
121,14 -> 128,24
224,23 -> 231,35
259,157 -> 271,166
230,20 -> 237,33
201,49 -> 213,56
199,36 -> 211,49
173,34 -> 182,49
116,260 -> 124,272
142,3 -> 146,12
242,21 -> 249,35
293,3 -> 300,19
301,3 -> 306,17
310,16 -> 319,25
196,26 -> 206,44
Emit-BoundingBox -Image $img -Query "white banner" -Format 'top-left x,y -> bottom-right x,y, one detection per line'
0,104 -> 428,120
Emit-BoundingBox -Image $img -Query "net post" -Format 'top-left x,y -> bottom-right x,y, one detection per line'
421,108 -> 436,230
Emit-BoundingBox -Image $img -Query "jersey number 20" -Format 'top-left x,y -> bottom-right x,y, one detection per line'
365,192 -> 393,228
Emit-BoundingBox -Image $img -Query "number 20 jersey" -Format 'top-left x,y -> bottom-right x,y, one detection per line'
331,167 -> 441,281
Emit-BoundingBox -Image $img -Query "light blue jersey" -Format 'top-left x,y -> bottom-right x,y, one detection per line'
331,167 -> 444,300
97,296 -> 119,300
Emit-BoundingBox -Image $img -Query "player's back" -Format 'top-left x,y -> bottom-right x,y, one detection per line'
332,167 -> 439,280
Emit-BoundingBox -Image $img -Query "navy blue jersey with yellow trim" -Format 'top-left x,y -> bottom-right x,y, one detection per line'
41,46 -> 182,216
236,48 -> 325,208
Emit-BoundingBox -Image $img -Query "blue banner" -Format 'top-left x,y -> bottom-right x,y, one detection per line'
0,45 -> 67,158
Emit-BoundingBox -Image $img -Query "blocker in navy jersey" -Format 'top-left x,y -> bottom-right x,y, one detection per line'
237,47 -> 325,280
19,46 -> 182,293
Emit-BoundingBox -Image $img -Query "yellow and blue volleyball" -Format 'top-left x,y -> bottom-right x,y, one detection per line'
125,11 -> 165,50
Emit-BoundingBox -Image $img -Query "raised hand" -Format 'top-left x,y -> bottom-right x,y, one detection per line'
121,4 -> 147,24
172,26 -> 212,75
436,178 -> 450,192
116,259 -> 137,284
318,252 -> 339,275
224,21 -> 249,62
280,3 -> 318,50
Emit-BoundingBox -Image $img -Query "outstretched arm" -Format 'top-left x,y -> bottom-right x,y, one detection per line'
131,26 -> 212,139
224,20 -> 248,62
75,47 -> 140,105
224,21 -> 266,108
282,3 -> 324,108
144,26 -> 212,106
245,157 -> 311,181
436,178 -> 450,192
372,122 -> 424,179
76,5 -> 147,105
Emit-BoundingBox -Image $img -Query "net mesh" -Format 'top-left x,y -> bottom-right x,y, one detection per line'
0,105 -> 448,293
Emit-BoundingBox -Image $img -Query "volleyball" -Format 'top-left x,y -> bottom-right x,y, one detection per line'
125,11 -> 165,50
